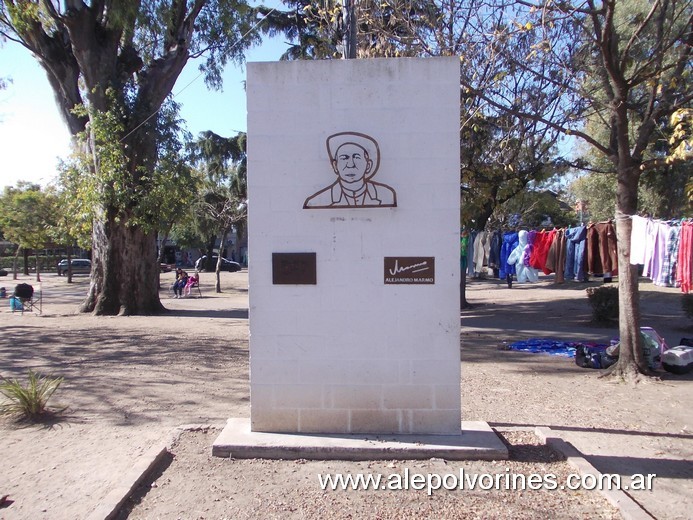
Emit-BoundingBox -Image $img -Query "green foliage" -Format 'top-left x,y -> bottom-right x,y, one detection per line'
568,164 -> 692,221
191,130 -> 248,232
270,0 -> 346,60
0,371 -> 65,421
1,0 -> 295,314
682,294 -> 693,320
586,286 -> 619,323
567,173 -> 617,222
0,183 -> 56,251
54,159 -> 94,250
61,94 -> 194,235
497,189 -> 575,229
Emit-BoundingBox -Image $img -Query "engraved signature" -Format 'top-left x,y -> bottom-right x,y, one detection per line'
389,259 -> 430,276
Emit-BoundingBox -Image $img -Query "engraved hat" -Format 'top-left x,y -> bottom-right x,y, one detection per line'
326,131 -> 381,180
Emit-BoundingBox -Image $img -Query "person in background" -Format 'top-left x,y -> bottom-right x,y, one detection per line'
172,268 -> 189,298
183,272 -> 199,298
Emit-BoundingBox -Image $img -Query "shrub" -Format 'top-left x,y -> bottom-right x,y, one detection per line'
586,286 -> 619,322
0,371 -> 64,421
683,294 -> 693,320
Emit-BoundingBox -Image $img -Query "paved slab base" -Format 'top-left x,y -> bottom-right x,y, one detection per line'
212,418 -> 508,460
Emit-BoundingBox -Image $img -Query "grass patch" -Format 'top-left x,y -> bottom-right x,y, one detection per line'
0,371 -> 65,421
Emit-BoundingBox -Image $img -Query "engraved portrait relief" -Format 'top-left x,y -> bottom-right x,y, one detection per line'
303,132 -> 397,209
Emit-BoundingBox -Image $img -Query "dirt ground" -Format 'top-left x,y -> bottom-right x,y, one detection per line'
0,270 -> 691,520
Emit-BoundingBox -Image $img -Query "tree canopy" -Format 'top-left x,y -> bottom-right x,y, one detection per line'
0,0 -> 275,315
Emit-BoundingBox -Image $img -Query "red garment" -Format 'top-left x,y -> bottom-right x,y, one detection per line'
677,221 -> 692,293
530,229 -> 556,274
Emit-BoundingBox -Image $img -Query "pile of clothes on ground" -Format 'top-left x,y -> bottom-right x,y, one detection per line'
506,328 -> 693,374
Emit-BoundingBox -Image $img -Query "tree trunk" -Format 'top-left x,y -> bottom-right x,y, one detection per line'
66,246 -> 73,284
460,269 -> 470,309
215,229 -> 229,293
604,165 -> 649,381
23,249 -> 30,275
35,251 -> 41,282
80,210 -> 164,316
12,246 -> 20,280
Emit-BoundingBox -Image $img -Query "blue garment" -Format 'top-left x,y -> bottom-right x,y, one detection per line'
507,338 -> 582,357
488,230 -> 502,268
467,230 -> 476,276
564,225 -> 587,281
499,231 -> 518,279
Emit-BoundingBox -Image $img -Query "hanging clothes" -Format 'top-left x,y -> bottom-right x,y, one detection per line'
499,231 -> 518,279
472,230 -> 488,276
488,230 -> 502,271
527,230 -> 538,264
460,231 -> 469,272
483,231 -> 491,270
648,221 -> 671,286
677,221 -> 692,293
642,221 -> 670,280
564,225 -> 588,282
630,215 -> 650,265
546,228 -> 567,283
467,230 -> 476,276
658,224 -> 681,287
530,229 -> 557,275
641,219 -> 661,278
586,221 -> 618,276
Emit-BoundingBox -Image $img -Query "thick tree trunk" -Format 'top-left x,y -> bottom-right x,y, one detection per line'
609,215 -> 647,377
604,165 -> 649,381
80,210 -> 164,316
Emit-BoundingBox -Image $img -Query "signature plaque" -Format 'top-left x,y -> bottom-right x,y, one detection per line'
384,257 -> 435,284
272,253 -> 317,285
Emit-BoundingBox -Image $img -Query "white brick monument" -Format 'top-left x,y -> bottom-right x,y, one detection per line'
247,57 -> 460,435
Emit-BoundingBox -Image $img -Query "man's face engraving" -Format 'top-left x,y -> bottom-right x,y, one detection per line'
333,143 -> 372,185
302,131 -> 396,208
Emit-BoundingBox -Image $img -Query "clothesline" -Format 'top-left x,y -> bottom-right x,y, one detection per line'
462,217 -> 692,293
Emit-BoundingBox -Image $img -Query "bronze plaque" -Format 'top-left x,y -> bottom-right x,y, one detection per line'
384,257 -> 435,284
273,253 -> 317,285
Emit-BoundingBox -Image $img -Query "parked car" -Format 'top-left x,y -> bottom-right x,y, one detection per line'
195,255 -> 241,272
57,258 -> 91,276
160,263 -> 174,273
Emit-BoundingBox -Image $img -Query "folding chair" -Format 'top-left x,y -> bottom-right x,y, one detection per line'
11,283 -> 42,314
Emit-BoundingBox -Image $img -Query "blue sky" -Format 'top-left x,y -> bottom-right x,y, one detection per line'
0,25 -> 289,189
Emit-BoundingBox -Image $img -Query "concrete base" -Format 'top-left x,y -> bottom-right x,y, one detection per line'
212,418 -> 508,461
